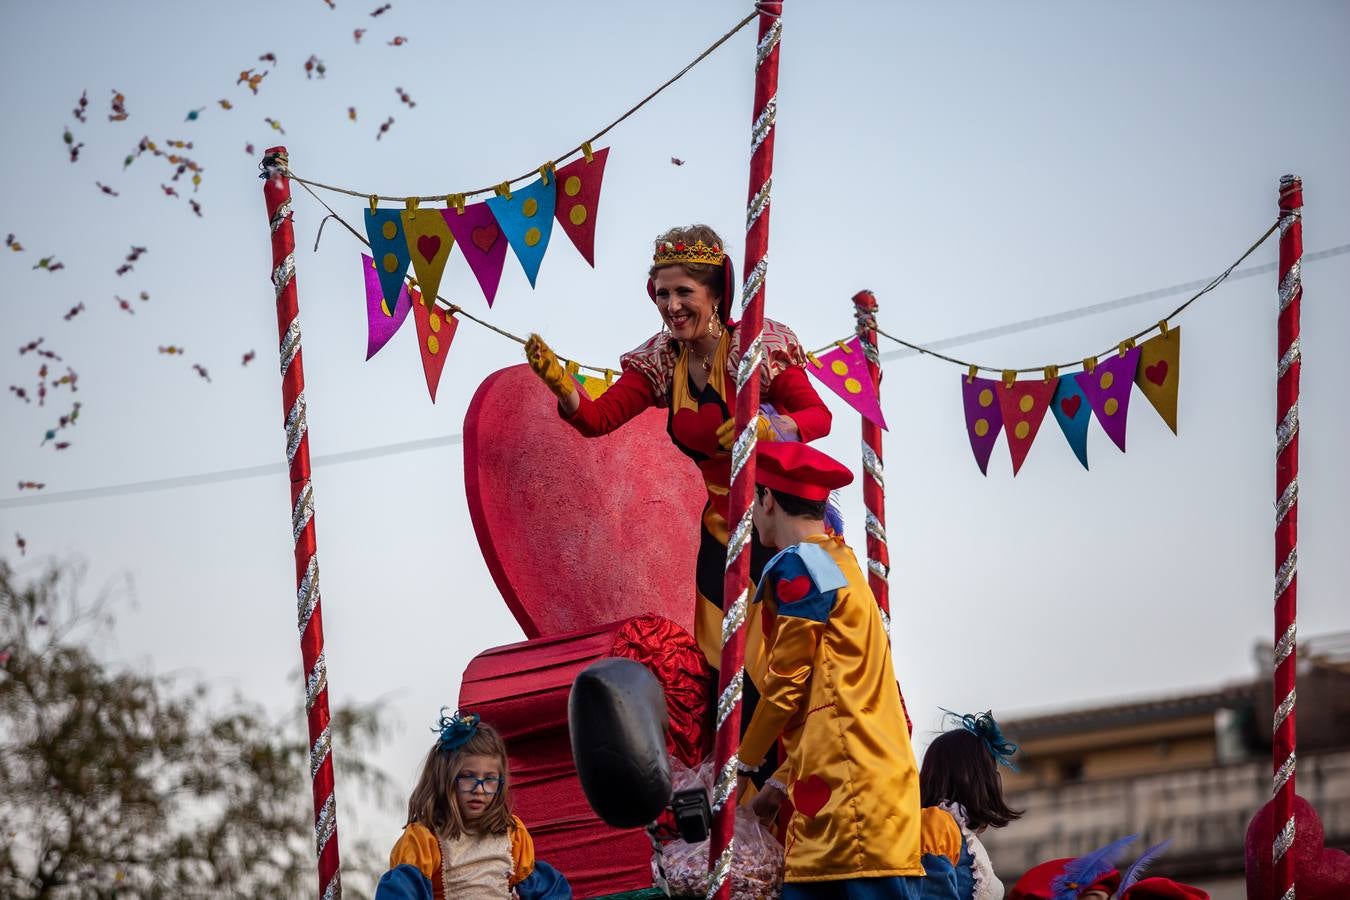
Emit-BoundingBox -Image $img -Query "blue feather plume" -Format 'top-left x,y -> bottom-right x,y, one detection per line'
1119,840 -> 1171,893
1051,834 -> 1138,900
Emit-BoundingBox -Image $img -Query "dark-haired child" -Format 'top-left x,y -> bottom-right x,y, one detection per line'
917,711 -> 1023,899
374,712 -> 570,900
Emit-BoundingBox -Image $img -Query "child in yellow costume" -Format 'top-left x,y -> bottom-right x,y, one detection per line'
738,441 -> 925,899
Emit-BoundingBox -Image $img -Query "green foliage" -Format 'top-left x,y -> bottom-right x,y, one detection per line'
0,560 -> 392,898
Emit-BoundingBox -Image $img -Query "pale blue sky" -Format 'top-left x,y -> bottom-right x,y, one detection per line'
2,0 -> 1348,853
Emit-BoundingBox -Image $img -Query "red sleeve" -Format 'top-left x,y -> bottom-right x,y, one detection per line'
562,368 -> 656,438
766,366 -> 832,442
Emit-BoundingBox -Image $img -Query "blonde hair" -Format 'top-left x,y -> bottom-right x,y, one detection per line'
406,721 -> 513,840
647,224 -> 727,300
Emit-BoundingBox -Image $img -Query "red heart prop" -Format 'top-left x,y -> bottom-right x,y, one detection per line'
1060,395 -> 1082,419
776,575 -> 813,604
416,234 -> 441,263
1246,794 -> 1350,900
791,774 -> 832,819
471,223 -> 500,253
464,366 -> 705,637
1145,359 -> 1169,386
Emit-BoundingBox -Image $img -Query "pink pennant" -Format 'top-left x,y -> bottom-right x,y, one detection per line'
1074,346 -> 1142,452
442,202 -> 508,307
363,253 -> 412,360
806,337 -> 886,429
961,375 -> 1004,475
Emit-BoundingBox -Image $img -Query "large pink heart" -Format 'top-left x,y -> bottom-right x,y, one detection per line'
464,365 -> 704,638
1246,794 -> 1350,899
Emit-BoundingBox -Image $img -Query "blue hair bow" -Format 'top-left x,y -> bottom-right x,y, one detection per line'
433,709 -> 480,753
940,708 -> 1019,771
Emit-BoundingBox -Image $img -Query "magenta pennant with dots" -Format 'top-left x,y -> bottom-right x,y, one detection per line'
961,374 -> 1005,475
1073,346 -> 1142,452
806,337 -> 887,429
362,253 -> 412,360
441,201 -> 509,307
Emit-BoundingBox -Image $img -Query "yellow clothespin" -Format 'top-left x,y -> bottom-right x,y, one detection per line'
1082,356 -> 1097,374
405,196 -> 419,220
966,364 -> 978,384
834,340 -> 853,354
564,359 -> 580,378
604,368 -> 615,386
1002,369 -> 1017,389
806,352 -> 823,368
538,162 -> 554,185
369,194 -> 379,214
1043,365 -> 1059,383
581,141 -> 595,164
1118,338 -> 1136,356
1158,319 -> 1171,339
496,182 -> 513,201
447,193 -> 466,215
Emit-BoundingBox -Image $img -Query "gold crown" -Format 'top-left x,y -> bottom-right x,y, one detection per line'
653,238 -> 725,267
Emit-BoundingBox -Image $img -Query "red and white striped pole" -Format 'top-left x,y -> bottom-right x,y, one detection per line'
261,146 -> 342,900
708,3 -> 782,897
1272,174 -> 1302,900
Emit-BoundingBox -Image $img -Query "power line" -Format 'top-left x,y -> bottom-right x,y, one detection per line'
4,242 -> 1346,510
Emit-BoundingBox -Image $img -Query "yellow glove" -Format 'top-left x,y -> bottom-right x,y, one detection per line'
524,334 -> 575,401
716,414 -> 776,451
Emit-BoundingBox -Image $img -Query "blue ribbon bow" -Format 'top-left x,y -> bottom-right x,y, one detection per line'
940,708 -> 1019,771
433,709 -> 480,753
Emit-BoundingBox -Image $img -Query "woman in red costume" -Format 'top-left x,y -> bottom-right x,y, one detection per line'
525,224 -> 832,673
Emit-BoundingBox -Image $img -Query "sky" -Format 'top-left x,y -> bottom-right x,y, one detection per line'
2,0 -> 1349,863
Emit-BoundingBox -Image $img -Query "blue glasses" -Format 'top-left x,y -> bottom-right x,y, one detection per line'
454,774 -> 503,795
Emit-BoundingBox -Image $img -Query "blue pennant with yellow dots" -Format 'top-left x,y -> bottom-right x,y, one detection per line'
1050,374 -> 1091,470
486,173 -> 556,288
364,207 -> 413,313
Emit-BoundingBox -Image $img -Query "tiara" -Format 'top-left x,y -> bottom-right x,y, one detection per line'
653,238 -> 725,267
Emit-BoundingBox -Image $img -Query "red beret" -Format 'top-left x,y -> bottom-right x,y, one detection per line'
1008,859 -> 1121,900
756,442 -> 853,502
1120,877 -> 1209,900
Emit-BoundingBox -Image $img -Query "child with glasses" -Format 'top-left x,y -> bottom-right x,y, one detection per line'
375,712 -> 571,900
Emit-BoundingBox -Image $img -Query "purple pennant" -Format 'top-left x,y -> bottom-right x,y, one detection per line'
961,375 -> 1005,475
442,202 -> 509,307
363,253 -> 411,360
1073,346 -> 1141,452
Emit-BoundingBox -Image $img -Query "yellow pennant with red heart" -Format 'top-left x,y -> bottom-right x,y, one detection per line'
401,203 -> 456,310
1134,326 -> 1181,434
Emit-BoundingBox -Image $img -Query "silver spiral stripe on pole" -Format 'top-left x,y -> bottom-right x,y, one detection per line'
310,725 -> 332,779
755,15 -> 782,66
878,606 -> 891,635
746,176 -> 773,230
730,419 -> 758,486
716,670 -> 744,731
1277,403 -> 1299,457
285,393 -> 308,464
1275,479 -> 1298,527
750,97 -> 777,156
1277,338 -> 1301,381
1274,751 -> 1296,796
710,757 -> 741,815
865,511 -> 886,544
297,557 -> 320,633
862,444 -> 884,489
1274,814 -> 1296,863
705,844 -> 736,900
272,254 -> 295,301
1279,887 -> 1294,900
868,558 -> 889,581
1275,688 -> 1297,734
322,873 -> 342,900
1275,622 -> 1297,668
1278,262 -> 1302,312
721,588 -> 748,647
315,793 -> 337,856
292,482 -> 315,543
741,257 -> 768,311
1274,548 -> 1298,603
306,650 -> 328,711
280,318 -> 303,380
270,199 -> 293,234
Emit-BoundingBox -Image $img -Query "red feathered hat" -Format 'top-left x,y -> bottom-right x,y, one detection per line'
1120,877 -> 1209,900
1008,859 -> 1121,900
756,442 -> 853,502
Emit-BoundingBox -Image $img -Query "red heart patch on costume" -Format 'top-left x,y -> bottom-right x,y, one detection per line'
776,575 -> 813,604
471,224 -> 500,253
1060,395 -> 1082,419
416,234 -> 441,262
464,366 -> 705,637
671,404 -> 728,458
792,775 -> 831,818
1145,360 -> 1169,386
1246,794 -> 1350,900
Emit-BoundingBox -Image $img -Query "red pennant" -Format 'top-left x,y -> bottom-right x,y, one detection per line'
552,146 -> 609,267
995,376 -> 1056,475
411,289 -> 458,402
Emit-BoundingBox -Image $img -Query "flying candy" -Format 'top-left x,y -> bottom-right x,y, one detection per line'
18,338 -> 42,354
259,52 -> 278,67
17,482 -> 45,491
370,3 -> 391,16
192,364 -> 212,383
219,99 -> 233,110
160,184 -> 179,198
244,142 -> 255,155
9,386 -> 29,403
238,69 -> 267,94
353,28 -> 365,42
62,303 -> 85,321
189,199 -> 202,217
51,368 -> 78,393
6,234 -> 23,252
126,245 -> 147,262
109,89 -> 129,121
96,182 -> 119,197
36,349 -> 62,361
396,87 -> 415,108
242,350 -> 256,366
377,116 -> 394,140
304,55 -> 326,79
265,117 -> 285,134
15,533 -> 26,556
159,345 -> 185,355
671,157 -> 685,166
63,127 -> 85,163
115,296 -> 134,314
32,257 -> 64,272
72,89 -> 88,123
348,106 -> 357,121
388,35 -> 408,46
185,107 -> 206,121
115,264 -> 133,276
139,290 -> 149,301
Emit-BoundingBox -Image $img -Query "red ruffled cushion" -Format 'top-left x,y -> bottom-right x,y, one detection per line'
609,613 -> 713,769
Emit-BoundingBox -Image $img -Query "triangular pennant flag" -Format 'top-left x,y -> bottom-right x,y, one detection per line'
1050,375 -> 1091,470
552,146 -> 610,267
1134,328 -> 1181,434
806,338 -> 887,429
401,205 -> 455,310
363,207 -> 413,314
995,376 -> 1056,475
960,374 -> 1004,475
574,373 -> 610,400
1074,346 -> 1141,452
410,289 -> 458,402
486,173 -> 556,288
362,253 -> 412,360
441,202 -> 508,307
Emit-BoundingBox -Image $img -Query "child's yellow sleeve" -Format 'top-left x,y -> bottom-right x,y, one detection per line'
388,823 -> 441,881
509,816 -> 536,886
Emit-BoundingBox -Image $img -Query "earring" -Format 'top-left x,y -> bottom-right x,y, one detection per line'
708,315 -> 722,338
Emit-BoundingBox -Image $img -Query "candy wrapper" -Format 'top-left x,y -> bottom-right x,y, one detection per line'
653,757 -> 784,900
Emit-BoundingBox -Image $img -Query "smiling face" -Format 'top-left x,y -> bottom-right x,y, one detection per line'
651,267 -> 718,343
453,752 -> 503,824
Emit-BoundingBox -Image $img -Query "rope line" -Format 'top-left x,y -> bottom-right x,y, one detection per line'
287,11 -> 758,204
